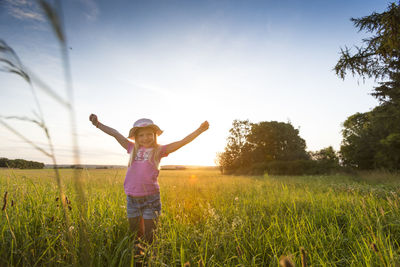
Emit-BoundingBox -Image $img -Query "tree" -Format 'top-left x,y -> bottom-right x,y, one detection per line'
0,157 -> 45,169
217,120 -> 252,172
335,2 -> 400,104
217,120 -> 308,174
335,2 -> 400,170
0,158 -> 8,168
247,121 -> 308,163
342,105 -> 400,169
310,146 -> 339,164
340,112 -> 376,169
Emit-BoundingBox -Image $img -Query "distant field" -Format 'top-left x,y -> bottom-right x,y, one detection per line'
1,169 -> 400,266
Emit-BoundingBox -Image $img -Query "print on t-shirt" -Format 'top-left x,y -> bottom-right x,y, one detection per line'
135,149 -> 151,161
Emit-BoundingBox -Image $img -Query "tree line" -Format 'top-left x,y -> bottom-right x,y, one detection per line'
216,120 -> 341,175
0,157 -> 45,169
218,2 -> 400,174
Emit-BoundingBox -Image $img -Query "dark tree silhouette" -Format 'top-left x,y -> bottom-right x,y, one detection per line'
335,2 -> 400,170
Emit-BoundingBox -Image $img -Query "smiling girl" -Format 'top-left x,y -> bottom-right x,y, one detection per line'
89,114 -> 209,248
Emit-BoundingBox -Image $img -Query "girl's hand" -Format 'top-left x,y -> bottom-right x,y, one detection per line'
199,121 -> 209,133
89,114 -> 99,126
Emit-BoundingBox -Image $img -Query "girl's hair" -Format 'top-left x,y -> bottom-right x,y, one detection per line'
128,129 -> 161,168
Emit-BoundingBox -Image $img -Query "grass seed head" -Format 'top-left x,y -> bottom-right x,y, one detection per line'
279,255 -> 295,267
379,207 -> 385,217
39,0 -> 65,43
370,243 -> 379,252
236,246 -> 243,257
2,191 -> 7,211
300,247 -> 307,267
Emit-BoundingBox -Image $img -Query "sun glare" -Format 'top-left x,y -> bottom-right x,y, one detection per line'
189,174 -> 197,184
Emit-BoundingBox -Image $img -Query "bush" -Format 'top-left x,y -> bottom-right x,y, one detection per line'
265,160 -> 341,175
0,157 -> 45,169
220,160 -> 344,176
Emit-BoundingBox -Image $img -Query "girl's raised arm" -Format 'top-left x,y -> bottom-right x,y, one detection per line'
164,121 -> 209,155
89,114 -> 129,150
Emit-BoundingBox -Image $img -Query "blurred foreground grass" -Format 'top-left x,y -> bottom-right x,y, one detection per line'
1,168 -> 400,266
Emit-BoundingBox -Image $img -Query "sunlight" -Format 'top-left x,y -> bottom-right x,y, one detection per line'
189,174 -> 197,184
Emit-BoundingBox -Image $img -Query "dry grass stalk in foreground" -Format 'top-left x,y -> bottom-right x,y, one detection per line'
1,191 -> 7,211
300,247 -> 307,267
2,191 -> 17,246
1,0 -> 89,263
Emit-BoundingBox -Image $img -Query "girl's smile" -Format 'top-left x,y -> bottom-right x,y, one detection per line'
136,128 -> 155,148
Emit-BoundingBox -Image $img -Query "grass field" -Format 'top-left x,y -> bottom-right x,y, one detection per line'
1,168 -> 400,266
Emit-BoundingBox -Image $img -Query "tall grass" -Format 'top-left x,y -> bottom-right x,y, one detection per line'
1,169 -> 400,266
1,0 -> 89,264
2,1 -> 400,266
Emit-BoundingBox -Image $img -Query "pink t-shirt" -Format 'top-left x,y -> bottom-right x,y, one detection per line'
124,142 -> 169,197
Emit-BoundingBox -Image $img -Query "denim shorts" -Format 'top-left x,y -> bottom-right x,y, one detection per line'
126,193 -> 162,219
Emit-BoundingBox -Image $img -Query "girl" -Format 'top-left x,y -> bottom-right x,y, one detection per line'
89,114 -> 209,246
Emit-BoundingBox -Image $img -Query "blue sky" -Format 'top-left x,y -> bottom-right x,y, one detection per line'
0,0 -> 392,166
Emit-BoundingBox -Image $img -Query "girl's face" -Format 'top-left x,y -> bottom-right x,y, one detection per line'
136,128 -> 155,148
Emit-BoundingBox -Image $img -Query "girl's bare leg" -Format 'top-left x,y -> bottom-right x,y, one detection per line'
129,216 -> 146,265
144,218 -> 157,244
129,216 -> 144,239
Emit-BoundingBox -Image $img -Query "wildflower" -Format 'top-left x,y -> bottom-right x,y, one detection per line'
206,202 -> 219,220
231,217 -> 243,229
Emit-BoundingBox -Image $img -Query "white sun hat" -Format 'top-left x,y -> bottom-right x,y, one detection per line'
128,118 -> 163,138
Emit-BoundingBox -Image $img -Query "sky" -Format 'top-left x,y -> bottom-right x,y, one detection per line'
0,0 -> 392,166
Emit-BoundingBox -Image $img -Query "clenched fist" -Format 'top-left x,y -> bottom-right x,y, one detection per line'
89,114 -> 99,126
199,121 -> 209,133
